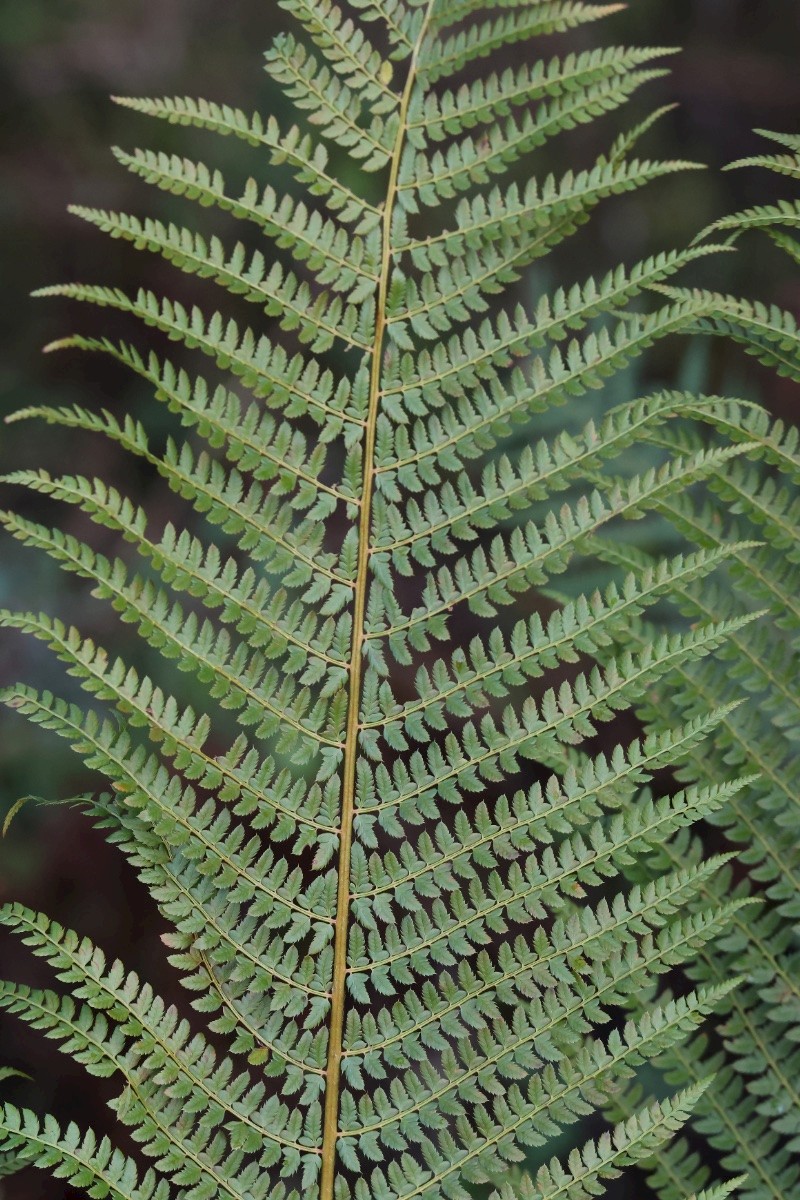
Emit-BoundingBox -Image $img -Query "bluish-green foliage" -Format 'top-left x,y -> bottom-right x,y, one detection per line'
600,130 -> 800,1200
0,4 -> 797,1199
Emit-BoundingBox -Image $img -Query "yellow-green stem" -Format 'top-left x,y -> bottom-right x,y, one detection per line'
319,6 -> 436,1197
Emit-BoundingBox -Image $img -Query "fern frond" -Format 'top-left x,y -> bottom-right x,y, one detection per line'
111,93 -> 381,230
3,8 -> 799,1200
384,239 -> 717,348
375,389 -> 729,565
653,288 -> 800,384
399,66 -> 668,208
15,348 -> 352,501
409,45 -> 677,142
109,145 -> 381,288
14,341 -> 357,503
0,1105 -> 170,1200
423,3 -> 626,83
0,473 -> 351,679
4,450 -> 349,613
265,33 -> 398,170
700,198 -> 800,244
373,446 -> 757,652
497,1080 -> 715,1200
697,127 -> 800,305
278,0 -> 398,110
725,130 -> 800,180
38,261 -> 376,357
633,162 -> 800,1177
378,298 -> 726,489
398,156 -> 696,273
577,407 -> 800,1198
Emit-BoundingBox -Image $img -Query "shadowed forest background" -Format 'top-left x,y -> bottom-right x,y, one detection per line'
0,1 -> 799,1197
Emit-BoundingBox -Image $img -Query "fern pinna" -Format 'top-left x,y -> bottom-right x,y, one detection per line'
0,4 -> 796,1200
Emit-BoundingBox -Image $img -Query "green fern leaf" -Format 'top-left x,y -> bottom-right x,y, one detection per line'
2,7 -> 798,1200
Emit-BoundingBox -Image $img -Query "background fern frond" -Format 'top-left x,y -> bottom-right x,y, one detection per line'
587,138 -> 800,1200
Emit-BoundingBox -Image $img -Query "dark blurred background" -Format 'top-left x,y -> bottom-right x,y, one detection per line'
0,2 -> 798,1197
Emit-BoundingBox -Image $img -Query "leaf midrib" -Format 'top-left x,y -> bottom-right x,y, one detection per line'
319,7 -> 437,1197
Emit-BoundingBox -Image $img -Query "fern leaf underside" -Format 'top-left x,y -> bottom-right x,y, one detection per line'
1,6 -> 798,1200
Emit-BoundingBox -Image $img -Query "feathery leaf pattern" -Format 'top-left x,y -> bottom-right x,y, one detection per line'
2,7 -> 798,1200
